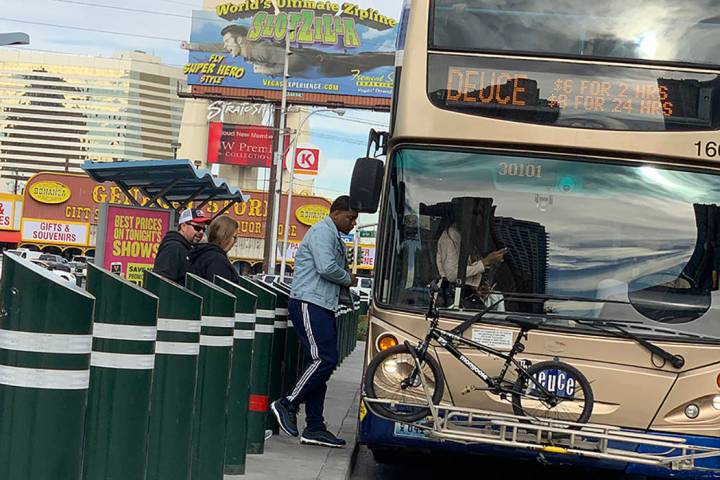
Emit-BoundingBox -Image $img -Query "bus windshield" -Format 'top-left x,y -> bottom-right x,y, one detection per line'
380,147 -> 720,340
432,0 -> 720,68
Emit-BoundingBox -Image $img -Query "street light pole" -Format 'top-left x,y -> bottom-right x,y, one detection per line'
266,0 -> 291,274
279,108 -> 345,282
352,223 -> 377,274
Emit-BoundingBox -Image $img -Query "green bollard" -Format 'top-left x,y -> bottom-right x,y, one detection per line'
271,283 -> 302,388
83,264 -> 159,480
236,276 -> 276,454
215,277 -> 257,476
186,274 -> 236,480
0,254 -> 95,480
144,272 -> 203,480
261,282 -> 289,435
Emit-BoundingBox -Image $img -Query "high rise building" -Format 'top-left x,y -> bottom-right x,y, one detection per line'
0,50 -> 185,192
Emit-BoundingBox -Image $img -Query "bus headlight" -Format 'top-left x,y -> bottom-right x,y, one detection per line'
713,396 -> 720,410
685,404 -> 700,419
376,334 -> 398,352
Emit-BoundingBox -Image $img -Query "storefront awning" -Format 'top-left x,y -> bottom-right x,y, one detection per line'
81,159 -> 248,215
0,230 -> 20,244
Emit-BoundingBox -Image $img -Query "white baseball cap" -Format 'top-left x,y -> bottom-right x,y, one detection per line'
178,208 -> 211,225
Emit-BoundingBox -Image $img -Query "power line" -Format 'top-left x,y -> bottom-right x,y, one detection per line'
156,0 -> 202,7
50,0 -> 193,19
0,17 -> 184,43
48,0 -> 226,25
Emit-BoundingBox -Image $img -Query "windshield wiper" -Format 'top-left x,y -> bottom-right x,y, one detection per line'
574,319 -> 685,369
499,291 -> 631,305
495,292 -> 686,369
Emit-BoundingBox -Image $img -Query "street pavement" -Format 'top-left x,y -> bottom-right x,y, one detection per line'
350,445 -> 648,480
233,342 -> 365,480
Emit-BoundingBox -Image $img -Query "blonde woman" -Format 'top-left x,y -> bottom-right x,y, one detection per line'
188,215 -> 240,283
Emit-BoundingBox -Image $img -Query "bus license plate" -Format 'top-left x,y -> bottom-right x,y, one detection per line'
533,368 -> 576,399
393,423 -> 434,441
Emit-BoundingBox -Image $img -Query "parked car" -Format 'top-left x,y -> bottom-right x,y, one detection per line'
6,249 -> 43,261
31,260 -> 77,284
256,273 -> 292,286
70,255 -> 94,278
351,276 -> 373,300
39,253 -> 69,264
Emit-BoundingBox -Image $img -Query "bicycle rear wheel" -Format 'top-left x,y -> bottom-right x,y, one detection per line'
364,344 -> 444,423
511,360 -> 593,424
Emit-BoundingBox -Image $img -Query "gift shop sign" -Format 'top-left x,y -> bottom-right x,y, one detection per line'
21,219 -> 90,247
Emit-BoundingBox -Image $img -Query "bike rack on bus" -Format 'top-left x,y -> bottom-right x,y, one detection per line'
363,396 -> 720,472
363,360 -> 720,472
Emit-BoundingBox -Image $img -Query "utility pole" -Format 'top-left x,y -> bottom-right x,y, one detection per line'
263,0 -> 291,274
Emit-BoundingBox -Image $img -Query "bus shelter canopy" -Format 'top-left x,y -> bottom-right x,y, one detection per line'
81,159 -> 247,216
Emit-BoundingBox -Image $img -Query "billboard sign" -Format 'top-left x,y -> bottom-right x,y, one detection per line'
184,1 -> 398,99
97,205 -> 171,285
207,122 -> 274,167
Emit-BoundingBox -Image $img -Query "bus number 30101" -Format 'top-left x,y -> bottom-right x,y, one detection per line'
695,141 -> 720,158
498,162 -> 543,178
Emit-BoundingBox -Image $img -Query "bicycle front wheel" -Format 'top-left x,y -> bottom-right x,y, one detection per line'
511,360 -> 593,424
364,344 -> 444,423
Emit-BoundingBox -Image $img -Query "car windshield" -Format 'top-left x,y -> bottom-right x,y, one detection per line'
378,147 -> 720,340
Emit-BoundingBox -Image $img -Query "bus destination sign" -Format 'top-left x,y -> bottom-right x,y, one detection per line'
428,55 -> 719,131
446,67 -> 674,118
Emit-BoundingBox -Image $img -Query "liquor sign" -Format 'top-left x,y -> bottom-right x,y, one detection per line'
96,205 -> 171,285
21,219 -> 90,247
207,123 -> 274,167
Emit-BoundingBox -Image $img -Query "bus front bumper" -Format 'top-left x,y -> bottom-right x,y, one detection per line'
358,399 -> 720,478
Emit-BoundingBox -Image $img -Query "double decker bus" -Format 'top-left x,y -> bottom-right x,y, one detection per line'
351,0 -> 720,477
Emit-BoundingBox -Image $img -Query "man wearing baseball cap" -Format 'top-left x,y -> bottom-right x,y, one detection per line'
153,208 -> 212,284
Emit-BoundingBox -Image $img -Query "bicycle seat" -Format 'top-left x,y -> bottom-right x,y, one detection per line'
506,315 -> 545,331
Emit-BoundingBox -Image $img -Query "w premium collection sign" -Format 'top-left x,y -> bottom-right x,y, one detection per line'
207,123 -> 274,167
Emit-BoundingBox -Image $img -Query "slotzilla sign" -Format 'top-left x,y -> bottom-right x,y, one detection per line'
184,1 -> 398,98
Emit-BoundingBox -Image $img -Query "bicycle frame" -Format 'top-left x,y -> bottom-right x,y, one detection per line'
409,305 -> 556,402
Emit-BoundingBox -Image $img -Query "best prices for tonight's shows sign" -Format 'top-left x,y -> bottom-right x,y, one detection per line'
96,205 -> 171,285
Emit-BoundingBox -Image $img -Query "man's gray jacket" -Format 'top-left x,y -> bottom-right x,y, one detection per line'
290,216 -> 351,311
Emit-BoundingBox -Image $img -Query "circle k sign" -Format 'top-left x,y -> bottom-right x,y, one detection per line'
289,147 -> 320,176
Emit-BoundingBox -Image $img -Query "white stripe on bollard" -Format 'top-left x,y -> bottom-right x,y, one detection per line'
0,329 -> 92,354
234,313 -> 256,324
155,341 -> 200,356
201,316 -> 235,328
199,335 -> 234,347
90,352 -> 155,370
274,321 -> 288,329
275,308 -> 289,316
233,330 -> 255,340
157,318 -> 201,333
256,309 -> 275,319
93,323 -> 157,342
255,324 -> 274,334
0,364 -> 90,390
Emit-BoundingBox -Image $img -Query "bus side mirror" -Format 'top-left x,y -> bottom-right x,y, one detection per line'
350,157 -> 384,213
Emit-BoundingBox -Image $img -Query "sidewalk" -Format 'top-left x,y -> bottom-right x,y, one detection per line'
232,342 -> 365,480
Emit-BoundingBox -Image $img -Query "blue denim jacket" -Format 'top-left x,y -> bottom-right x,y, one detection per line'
290,216 -> 351,311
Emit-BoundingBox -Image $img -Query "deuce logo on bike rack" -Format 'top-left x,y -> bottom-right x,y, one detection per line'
533,368 -> 576,399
